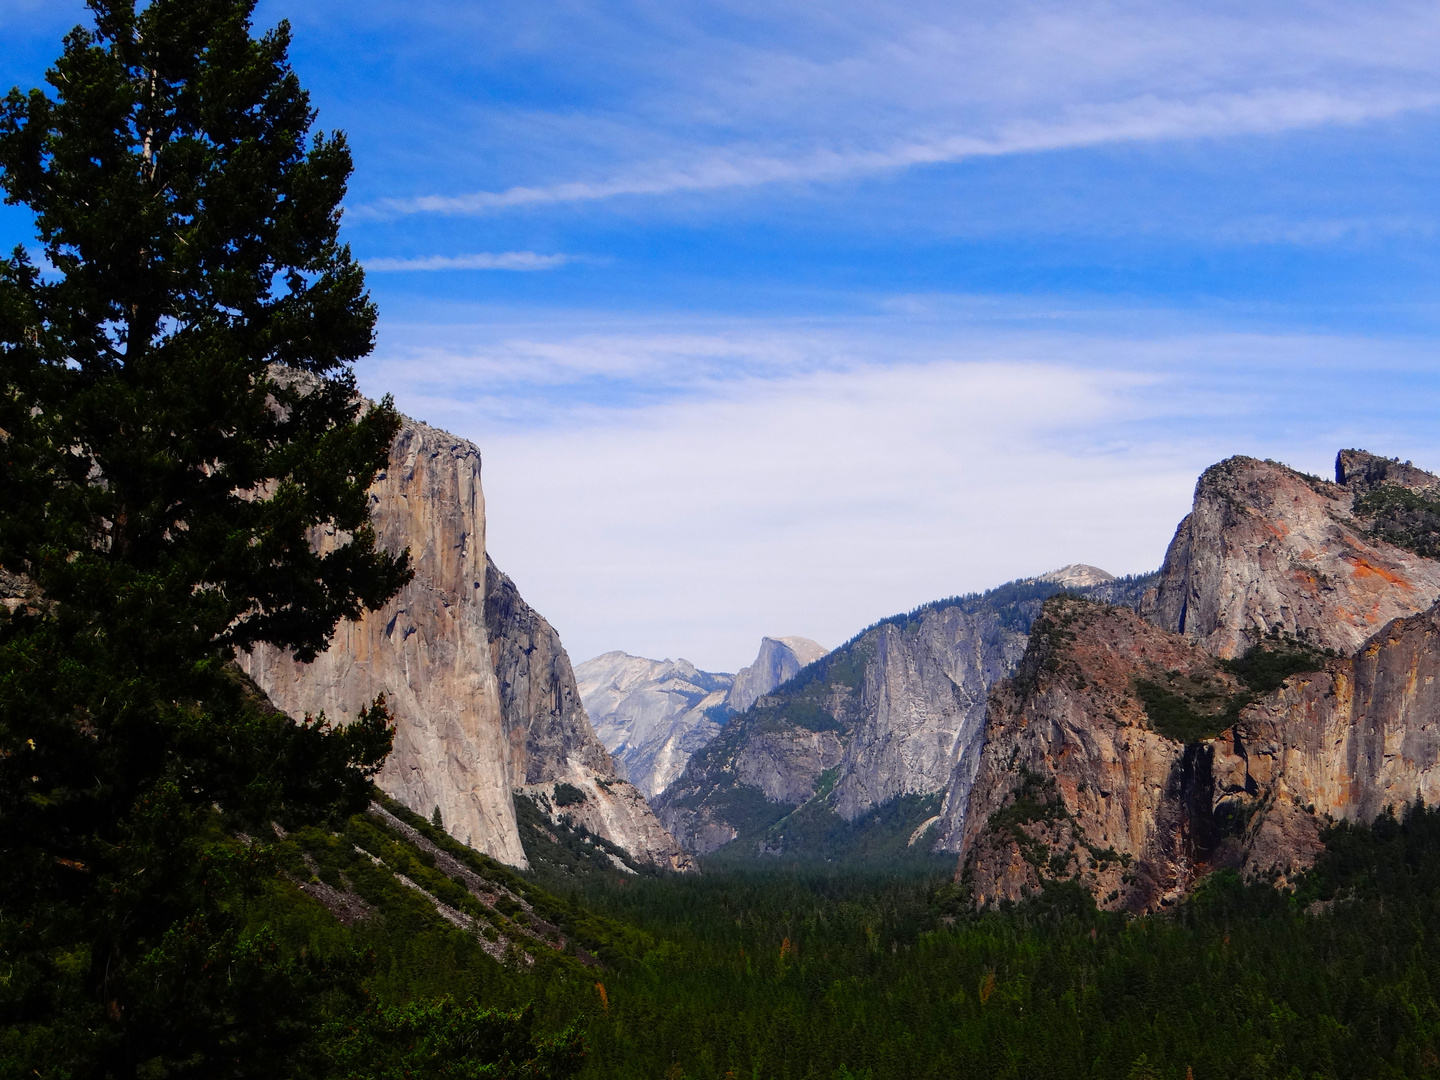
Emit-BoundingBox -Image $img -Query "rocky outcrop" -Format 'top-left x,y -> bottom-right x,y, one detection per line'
575,653 -> 732,799
961,449 -> 1440,912
240,419 -> 523,864
1036,564 -> 1117,589
241,417 -> 689,872
1213,601 -> 1440,880
1335,449 -> 1440,496
725,636 -> 829,714
1144,455 -> 1440,658
656,572 -> 1156,859
485,560 -> 694,873
959,597 -> 1239,912
961,591 -> 1440,912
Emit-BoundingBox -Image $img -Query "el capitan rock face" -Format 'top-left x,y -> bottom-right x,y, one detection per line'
1144,455 -> 1440,659
241,417 -> 688,871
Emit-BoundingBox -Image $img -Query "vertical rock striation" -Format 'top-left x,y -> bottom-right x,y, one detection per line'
725,637 -> 829,714
484,559 -> 694,872
959,598 -> 1238,912
240,420 -> 524,863
577,635 -> 829,802
242,417 -> 689,871
656,573 -> 1156,859
1213,602 -> 1440,881
961,449 -> 1440,912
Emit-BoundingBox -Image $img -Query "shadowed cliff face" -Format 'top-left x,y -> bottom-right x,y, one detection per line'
655,574 -> 1156,859
1144,456 -> 1440,659
484,558 -> 694,873
960,598 -> 1242,913
241,417 -> 690,871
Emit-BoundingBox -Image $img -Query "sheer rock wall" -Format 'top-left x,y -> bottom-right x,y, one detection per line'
241,417 -> 688,871
1144,456 -> 1440,658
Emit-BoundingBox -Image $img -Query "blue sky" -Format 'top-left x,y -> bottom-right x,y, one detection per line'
6,1 -> 1440,669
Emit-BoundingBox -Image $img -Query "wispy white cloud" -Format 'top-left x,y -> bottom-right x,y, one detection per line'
356,311 -> 1440,668
358,86 -> 1438,217
363,252 -> 571,271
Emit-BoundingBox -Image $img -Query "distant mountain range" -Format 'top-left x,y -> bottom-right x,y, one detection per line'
576,636 -> 827,799
651,565 -> 1156,861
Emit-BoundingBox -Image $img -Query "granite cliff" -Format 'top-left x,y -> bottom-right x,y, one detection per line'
655,570 -> 1154,860
1144,454 -> 1440,657
725,636 -> 829,714
960,450 -> 1440,911
241,416 -> 689,872
576,635 -> 827,800
575,653 -> 731,800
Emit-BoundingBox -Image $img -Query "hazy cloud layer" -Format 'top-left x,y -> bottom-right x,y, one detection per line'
359,311 -> 1440,670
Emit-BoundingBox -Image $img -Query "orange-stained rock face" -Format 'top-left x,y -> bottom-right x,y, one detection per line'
961,595 -> 1440,913
1144,456 -> 1440,658
1215,602 -> 1440,863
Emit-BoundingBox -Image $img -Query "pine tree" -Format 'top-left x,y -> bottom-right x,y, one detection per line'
0,2 -> 416,1075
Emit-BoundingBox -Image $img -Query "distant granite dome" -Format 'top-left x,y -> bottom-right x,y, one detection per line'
724,636 -> 829,715
1033,564 -> 1116,589
577,635 -> 828,800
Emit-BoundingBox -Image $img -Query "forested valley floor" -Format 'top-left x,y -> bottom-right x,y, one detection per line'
251,798 -> 1440,1080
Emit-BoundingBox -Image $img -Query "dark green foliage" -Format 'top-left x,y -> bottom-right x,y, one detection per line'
554,782 -> 588,808
1221,632 -> 1337,694
0,3 -> 419,1074
1132,675 -> 1243,743
1137,635 -> 1335,743
513,792 -> 653,886
326,1001 -> 585,1080
526,805 -> 1440,1079
1355,484 -> 1440,559
734,791 -> 950,868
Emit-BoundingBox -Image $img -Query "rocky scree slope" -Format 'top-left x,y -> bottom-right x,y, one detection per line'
961,450 -> 1440,912
241,416 -> 689,872
576,636 -> 826,800
655,569 -> 1154,860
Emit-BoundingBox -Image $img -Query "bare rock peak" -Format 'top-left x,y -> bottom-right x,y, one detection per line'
1336,448 -> 1440,495
1146,452 -> 1440,658
1034,564 -> 1116,588
725,635 -> 829,715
